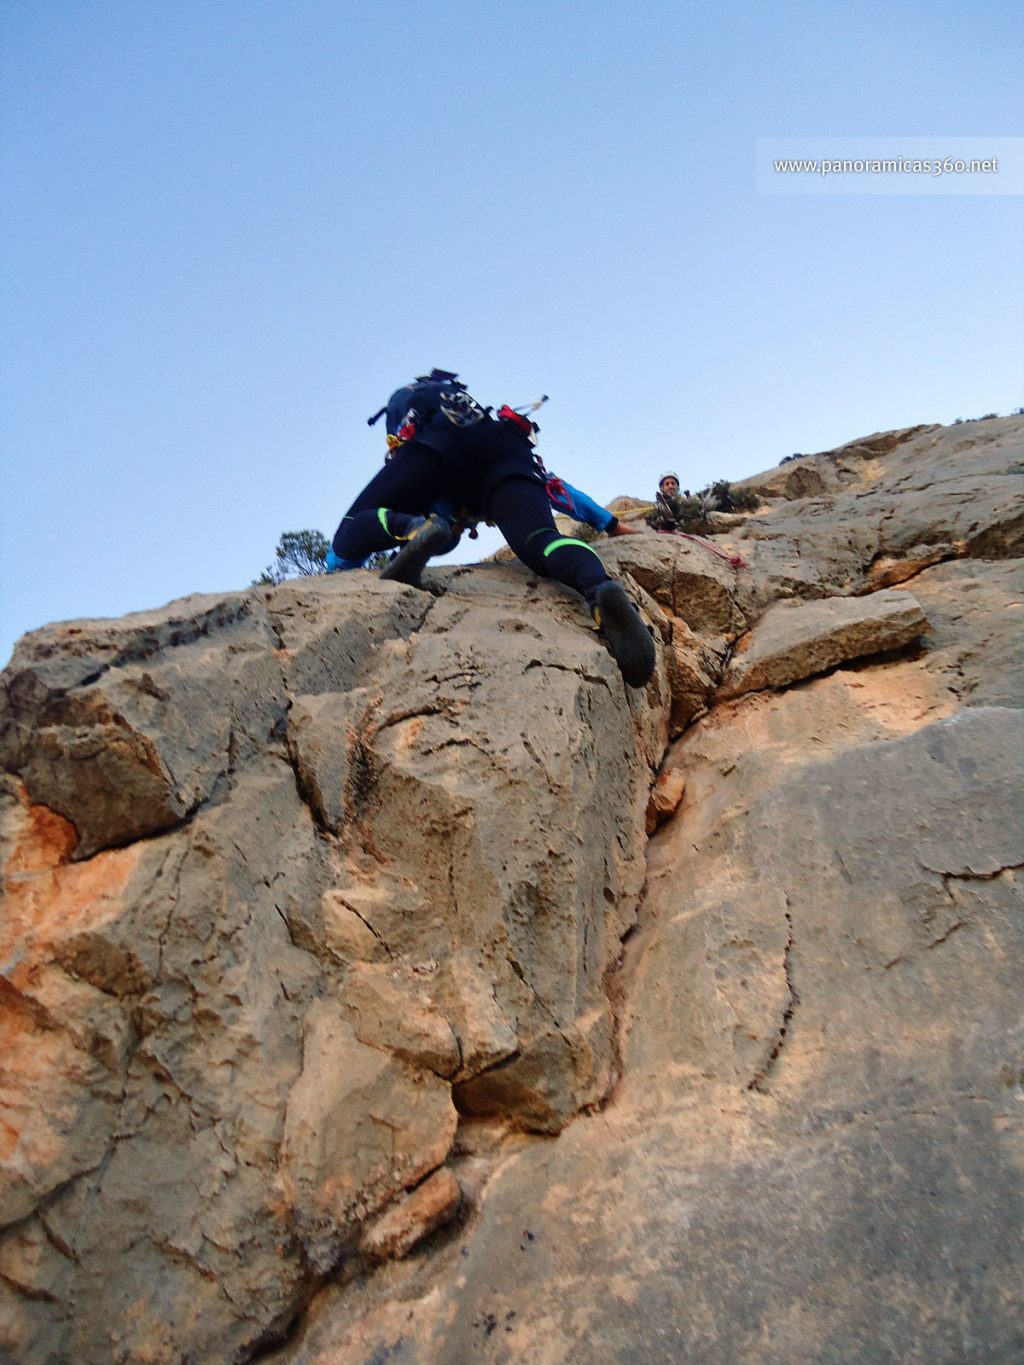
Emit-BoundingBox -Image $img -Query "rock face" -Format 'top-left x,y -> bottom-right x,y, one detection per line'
0,562 -> 674,1362
717,587 -> 928,699
1,417 -> 1022,1363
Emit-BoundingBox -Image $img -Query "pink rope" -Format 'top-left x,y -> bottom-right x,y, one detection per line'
545,475 -> 576,517
656,527 -> 746,569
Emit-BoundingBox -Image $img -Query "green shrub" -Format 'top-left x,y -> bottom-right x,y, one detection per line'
696,480 -> 760,513
254,529 -> 329,585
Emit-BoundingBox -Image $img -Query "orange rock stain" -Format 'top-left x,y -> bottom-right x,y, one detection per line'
1,784 -> 142,964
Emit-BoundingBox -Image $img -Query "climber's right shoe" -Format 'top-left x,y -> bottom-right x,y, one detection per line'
379,514 -> 454,587
588,581 -> 657,688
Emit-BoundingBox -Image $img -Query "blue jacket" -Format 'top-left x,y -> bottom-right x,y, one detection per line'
545,477 -> 616,533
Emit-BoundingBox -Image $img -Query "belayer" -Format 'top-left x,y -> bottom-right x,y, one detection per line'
642,470 -> 747,568
328,370 -> 656,688
645,471 -> 710,533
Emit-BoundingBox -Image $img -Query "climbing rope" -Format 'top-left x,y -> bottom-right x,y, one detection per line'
655,527 -> 746,569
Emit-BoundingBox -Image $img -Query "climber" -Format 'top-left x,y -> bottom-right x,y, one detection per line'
325,473 -> 640,573
642,471 -> 748,569
329,372 -> 656,688
645,472 -> 710,534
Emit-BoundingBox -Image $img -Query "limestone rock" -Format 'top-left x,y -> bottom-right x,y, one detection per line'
279,646 -> 1023,1365
344,962 -> 461,1077
603,534 -> 749,644
264,417 -> 1023,1365
454,1006 -> 615,1134
739,423 -> 937,500
278,1001 -> 458,1272
718,587 -> 928,699
606,495 -> 653,516
0,784 -> 150,1224
318,889 -> 390,964
430,950 -> 520,1079
732,417 -> 1024,611
0,593 -> 285,859
1,761 -> 331,1364
894,557 -> 1024,709
645,764 -> 686,833
864,544 -> 953,587
0,556 -> 671,1361
664,612 -> 722,733
2,415 -> 1022,1364
358,1168 -> 461,1265
286,691 -> 366,833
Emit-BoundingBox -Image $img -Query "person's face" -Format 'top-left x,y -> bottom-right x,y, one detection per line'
660,477 -> 679,496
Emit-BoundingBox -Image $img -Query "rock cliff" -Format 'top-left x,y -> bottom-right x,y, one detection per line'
1,417 -> 1021,1363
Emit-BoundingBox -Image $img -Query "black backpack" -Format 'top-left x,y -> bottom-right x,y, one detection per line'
367,369 -> 487,452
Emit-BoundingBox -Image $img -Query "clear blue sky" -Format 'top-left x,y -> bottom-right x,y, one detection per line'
2,0 -> 1022,664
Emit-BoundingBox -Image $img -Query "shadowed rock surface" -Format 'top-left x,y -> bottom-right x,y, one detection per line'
1,417 -> 1022,1363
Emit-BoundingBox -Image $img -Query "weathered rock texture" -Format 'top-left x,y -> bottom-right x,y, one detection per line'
717,587 -> 928,699
2,417 -> 1022,1363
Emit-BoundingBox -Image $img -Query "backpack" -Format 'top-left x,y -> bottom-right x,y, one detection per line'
367,369 -> 487,453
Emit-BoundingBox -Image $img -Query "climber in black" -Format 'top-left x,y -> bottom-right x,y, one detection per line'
330,372 -> 656,688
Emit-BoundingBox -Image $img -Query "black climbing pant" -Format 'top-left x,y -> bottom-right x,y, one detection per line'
332,422 -> 610,601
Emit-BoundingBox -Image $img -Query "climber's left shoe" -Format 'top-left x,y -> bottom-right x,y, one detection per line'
379,514 -> 454,587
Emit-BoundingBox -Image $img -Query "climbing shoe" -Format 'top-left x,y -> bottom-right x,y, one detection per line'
379,513 -> 454,586
589,581 -> 656,688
